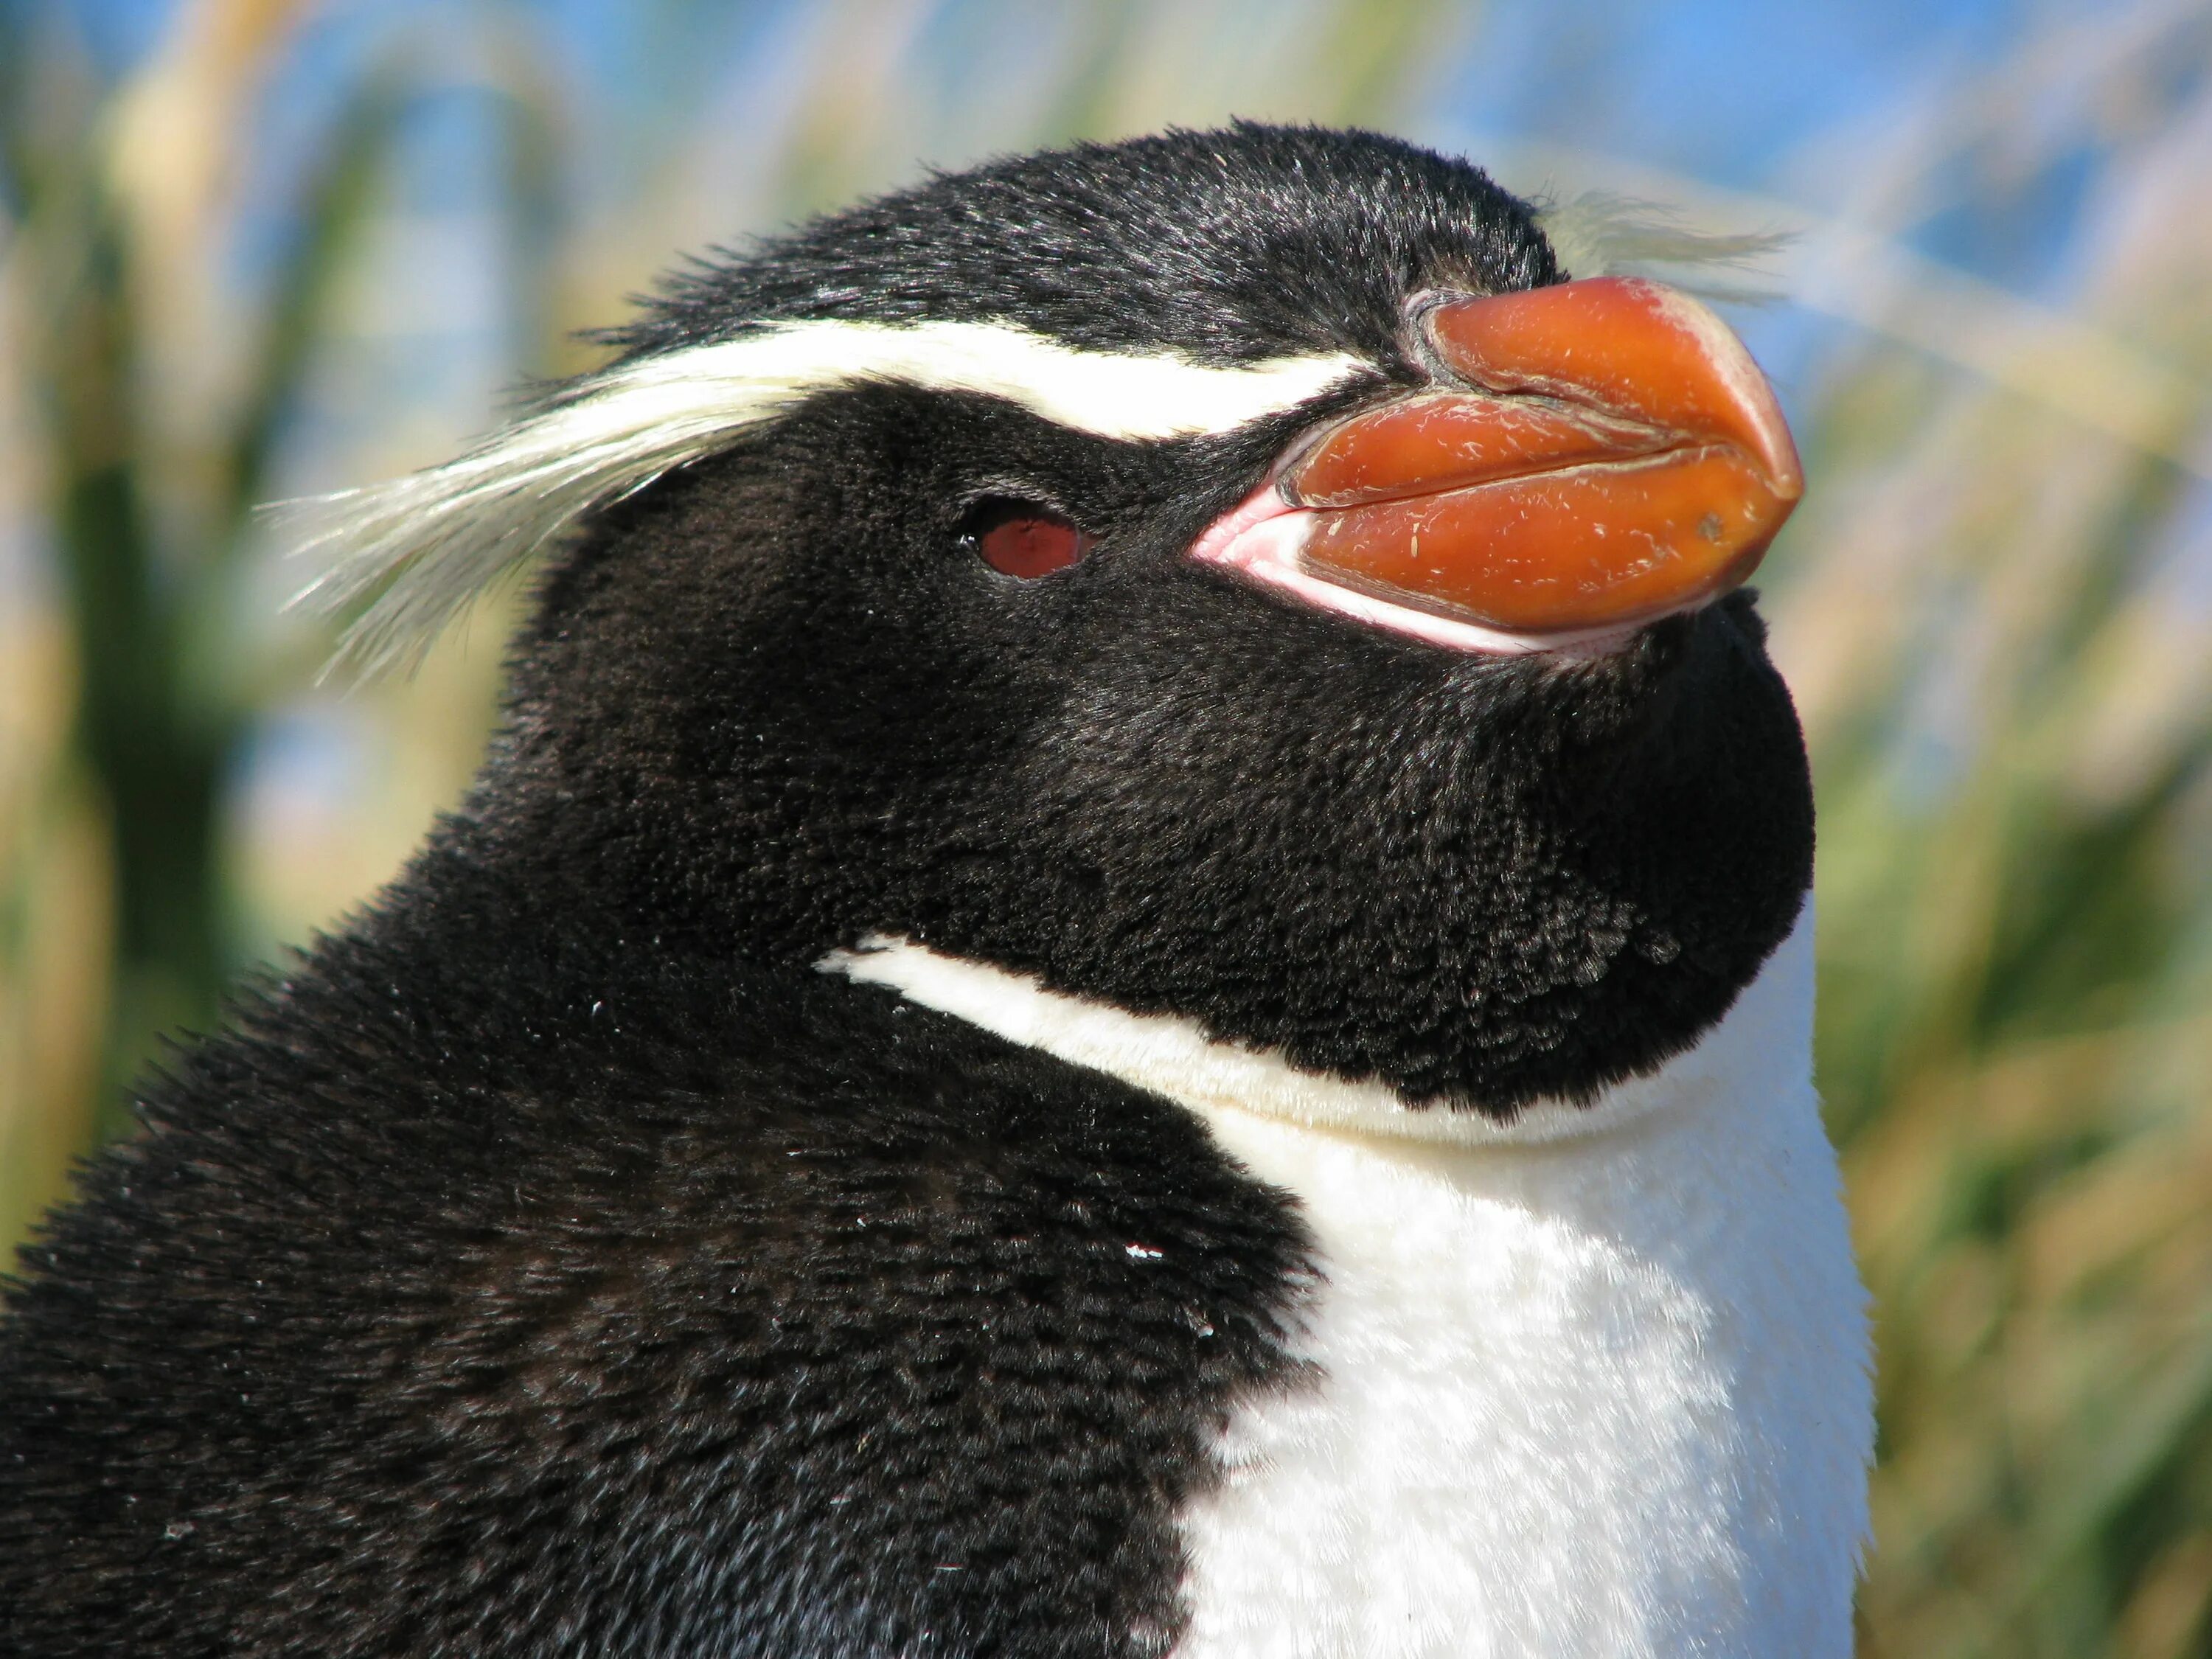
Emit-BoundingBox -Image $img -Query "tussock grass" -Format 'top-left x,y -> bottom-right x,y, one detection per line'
2,3 -> 2208,1652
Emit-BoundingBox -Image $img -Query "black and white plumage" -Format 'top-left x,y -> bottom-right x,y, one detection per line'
0,125 -> 1870,1657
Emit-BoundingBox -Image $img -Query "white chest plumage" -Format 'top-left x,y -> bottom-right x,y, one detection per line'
824,911 -> 1871,1658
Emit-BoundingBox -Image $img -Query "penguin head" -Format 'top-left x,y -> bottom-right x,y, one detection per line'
313,124 -> 1812,1116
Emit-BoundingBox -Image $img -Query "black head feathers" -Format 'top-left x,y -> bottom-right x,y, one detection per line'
304,120 -> 1815,1114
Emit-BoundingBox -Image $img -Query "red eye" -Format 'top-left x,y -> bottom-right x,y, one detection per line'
969,503 -> 1097,578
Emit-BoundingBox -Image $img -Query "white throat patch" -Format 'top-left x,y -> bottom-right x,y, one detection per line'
823,911 -> 1872,1658
284,320 -> 1367,676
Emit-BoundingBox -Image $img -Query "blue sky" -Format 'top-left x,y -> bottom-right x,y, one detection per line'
50,0 -> 2126,333
57,0 -> 2036,228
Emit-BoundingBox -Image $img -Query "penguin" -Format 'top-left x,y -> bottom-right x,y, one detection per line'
0,124 -> 1871,1658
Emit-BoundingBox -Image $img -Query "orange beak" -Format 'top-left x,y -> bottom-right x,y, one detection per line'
1276,276 -> 1802,639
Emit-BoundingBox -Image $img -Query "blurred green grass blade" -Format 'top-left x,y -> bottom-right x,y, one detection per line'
221,71 -> 403,536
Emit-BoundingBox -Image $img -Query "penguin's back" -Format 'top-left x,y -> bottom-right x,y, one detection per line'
0,864 -> 1310,1659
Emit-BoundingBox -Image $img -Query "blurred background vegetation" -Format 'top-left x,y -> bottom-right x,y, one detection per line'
2,0 -> 2210,1652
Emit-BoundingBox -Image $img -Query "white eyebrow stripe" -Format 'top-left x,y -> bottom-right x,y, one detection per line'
282,318 -> 1370,678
